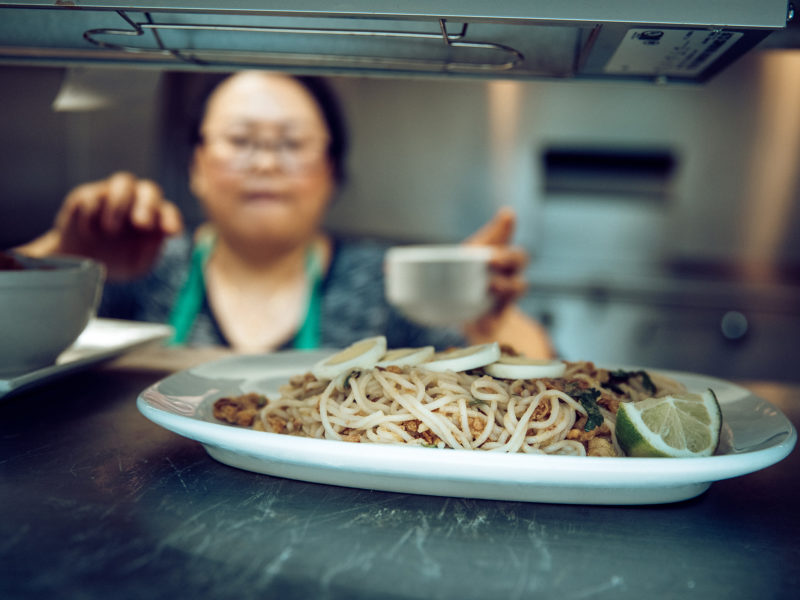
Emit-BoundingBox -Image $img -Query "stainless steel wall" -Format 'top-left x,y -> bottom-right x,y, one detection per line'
326,51 -> 800,269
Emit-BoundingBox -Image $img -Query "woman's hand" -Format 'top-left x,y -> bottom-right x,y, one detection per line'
19,172 -> 183,281
462,207 -> 554,358
464,206 -> 528,313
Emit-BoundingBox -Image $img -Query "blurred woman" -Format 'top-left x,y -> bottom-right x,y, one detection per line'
18,71 -> 553,357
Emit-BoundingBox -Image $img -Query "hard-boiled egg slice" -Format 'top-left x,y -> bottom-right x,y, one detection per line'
376,346 -> 435,367
484,356 -> 567,379
423,342 -> 501,373
312,336 -> 387,380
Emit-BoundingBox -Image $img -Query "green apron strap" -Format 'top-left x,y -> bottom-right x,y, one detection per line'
167,231 -> 323,349
167,232 -> 215,345
292,243 -> 323,350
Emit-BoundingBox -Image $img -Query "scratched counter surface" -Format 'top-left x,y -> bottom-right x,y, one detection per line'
1,347 -> 799,600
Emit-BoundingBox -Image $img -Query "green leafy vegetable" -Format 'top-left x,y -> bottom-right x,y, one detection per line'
566,384 -> 604,431
606,369 -> 656,395
468,398 -> 488,408
342,369 -> 360,389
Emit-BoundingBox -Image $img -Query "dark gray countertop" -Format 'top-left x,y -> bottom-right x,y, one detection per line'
1,347 -> 798,600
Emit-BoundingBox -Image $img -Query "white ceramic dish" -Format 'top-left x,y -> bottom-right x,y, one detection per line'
1,318 -> 173,399
137,351 -> 796,505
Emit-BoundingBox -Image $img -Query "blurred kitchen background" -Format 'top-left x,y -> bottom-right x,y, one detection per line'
2,42 -> 799,382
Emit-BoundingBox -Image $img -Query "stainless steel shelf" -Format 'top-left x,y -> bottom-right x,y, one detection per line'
0,1 -> 790,82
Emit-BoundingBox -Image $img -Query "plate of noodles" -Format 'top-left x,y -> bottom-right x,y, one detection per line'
137,348 -> 796,505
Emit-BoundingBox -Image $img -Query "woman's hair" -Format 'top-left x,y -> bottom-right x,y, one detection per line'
294,75 -> 348,185
188,71 -> 349,184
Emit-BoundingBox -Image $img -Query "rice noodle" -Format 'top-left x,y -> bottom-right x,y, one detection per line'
212,361 -> 687,457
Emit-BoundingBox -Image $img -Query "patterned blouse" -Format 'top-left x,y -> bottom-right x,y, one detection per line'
99,233 -> 465,352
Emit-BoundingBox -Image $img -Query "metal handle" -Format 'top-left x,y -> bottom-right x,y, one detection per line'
83,11 -> 525,73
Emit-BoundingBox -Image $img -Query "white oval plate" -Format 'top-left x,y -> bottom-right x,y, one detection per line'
137,351 -> 796,505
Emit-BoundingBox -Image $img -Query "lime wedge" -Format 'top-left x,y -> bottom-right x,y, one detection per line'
615,389 -> 722,458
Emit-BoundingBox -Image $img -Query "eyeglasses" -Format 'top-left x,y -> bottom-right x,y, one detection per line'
200,131 -> 330,173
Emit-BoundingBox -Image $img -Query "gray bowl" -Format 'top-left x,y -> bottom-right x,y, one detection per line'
0,254 -> 105,376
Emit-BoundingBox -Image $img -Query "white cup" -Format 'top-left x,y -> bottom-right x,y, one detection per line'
384,245 -> 493,327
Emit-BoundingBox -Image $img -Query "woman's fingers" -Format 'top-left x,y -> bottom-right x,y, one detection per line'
489,274 -> 528,309
59,172 -> 177,239
157,199 -> 184,236
65,183 -> 109,239
129,178 -> 172,232
100,171 -> 138,233
465,206 -> 516,246
488,248 -> 528,310
489,246 -> 527,274
119,175 -> 182,236
52,172 -> 181,279
462,207 -> 531,313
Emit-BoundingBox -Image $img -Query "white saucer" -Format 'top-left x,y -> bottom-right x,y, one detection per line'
1,318 -> 173,399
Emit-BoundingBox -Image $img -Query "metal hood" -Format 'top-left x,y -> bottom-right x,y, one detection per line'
0,1 -> 794,83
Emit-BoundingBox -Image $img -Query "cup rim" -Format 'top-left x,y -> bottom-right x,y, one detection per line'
0,254 -> 104,287
385,244 -> 492,263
